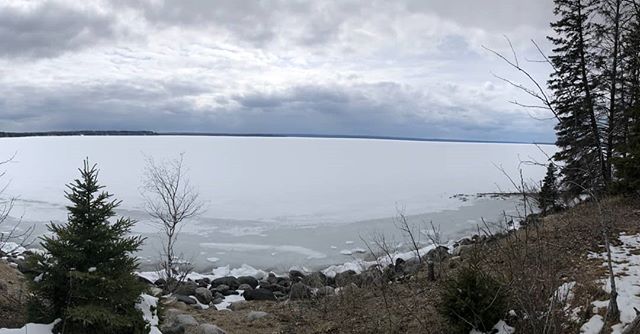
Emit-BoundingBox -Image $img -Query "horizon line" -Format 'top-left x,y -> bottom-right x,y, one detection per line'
0,130 -> 555,145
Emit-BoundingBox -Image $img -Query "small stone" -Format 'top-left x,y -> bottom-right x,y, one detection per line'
195,323 -> 226,334
247,311 -> 269,321
228,300 -> 249,311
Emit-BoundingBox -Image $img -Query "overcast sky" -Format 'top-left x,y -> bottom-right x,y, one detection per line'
0,0 -> 557,142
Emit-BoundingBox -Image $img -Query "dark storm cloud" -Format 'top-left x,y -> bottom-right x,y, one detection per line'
0,2 -> 118,59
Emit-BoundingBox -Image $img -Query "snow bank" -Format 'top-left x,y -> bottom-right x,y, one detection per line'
0,322 -> 59,334
469,320 -> 514,334
584,233 -> 640,333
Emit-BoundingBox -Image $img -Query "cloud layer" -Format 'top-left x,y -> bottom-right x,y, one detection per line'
0,0 -> 557,142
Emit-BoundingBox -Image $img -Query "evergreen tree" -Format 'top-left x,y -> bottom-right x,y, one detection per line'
539,163 -> 560,215
549,0 -> 608,196
613,1 -> 640,193
29,160 -> 148,334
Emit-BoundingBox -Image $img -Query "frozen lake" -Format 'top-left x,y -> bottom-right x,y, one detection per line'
0,136 -> 555,271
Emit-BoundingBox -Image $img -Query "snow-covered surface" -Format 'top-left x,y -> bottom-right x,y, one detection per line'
0,321 -> 59,334
469,320 -> 515,334
0,242 -> 26,255
137,263 -> 268,284
580,315 -> 604,334
0,136 -> 553,270
583,233 -> 640,333
214,292 -> 246,310
136,294 -> 162,334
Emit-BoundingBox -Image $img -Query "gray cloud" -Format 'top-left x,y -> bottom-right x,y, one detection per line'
0,1 -> 119,59
0,0 -> 557,142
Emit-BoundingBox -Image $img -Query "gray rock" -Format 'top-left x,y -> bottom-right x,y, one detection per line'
175,281 -> 198,296
452,244 -> 474,257
247,311 -> 269,321
174,294 -> 196,305
175,314 -> 198,327
212,284 -> 230,293
425,245 -> 450,262
238,283 -> 253,291
212,297 -> 224,305
289,282 -> 311,300
266,273 -> 278,284
195,324 -> 226,334
302,272 -> 327,288
237,276 -> 259,289
212,276 -> 240,290
228,300 -> 249,311
163,308 -> 184,325
195,287 -> 212,304
160,324 -> 185,334
316,286 -> 335,297
289,270 -> 305,282
334,270 -> 359,287
273,291 -> 287,300
172,301 -> 189,311
243,288 -> 276,301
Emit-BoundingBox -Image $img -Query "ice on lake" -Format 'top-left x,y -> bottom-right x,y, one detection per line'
0,136 -> 555,271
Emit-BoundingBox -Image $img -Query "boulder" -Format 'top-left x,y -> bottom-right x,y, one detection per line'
425,245 -> 450,262
154,278 -> 167,287
174,294 -> 197,305
195,287 -> 213,304
266,273 -> 278,284
175,281 -> 198,296
243,288 -> 276,301
160,324 -> 185,334
334,270 -> 359,287
212,277 -> 240,290
247,311 -> 269,321
237,276 -> 259,289
302,271 -> 327,288
175,314 -> 198,327
289,282 -> 311,300
195,324 -> 226,334
452,244 -> 474,257
288,270 -> 305,282
316,286 -> 335,297
238,283 -> 253,291
212,284 -> 230,294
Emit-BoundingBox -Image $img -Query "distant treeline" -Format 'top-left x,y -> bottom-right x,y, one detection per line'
0,130 -> 157,137
0,130 -> 552,145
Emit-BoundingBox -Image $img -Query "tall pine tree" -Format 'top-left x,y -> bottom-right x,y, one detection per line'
29,160 -> 148,334
613,0 -> 640,192
549,0 -> 608,196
